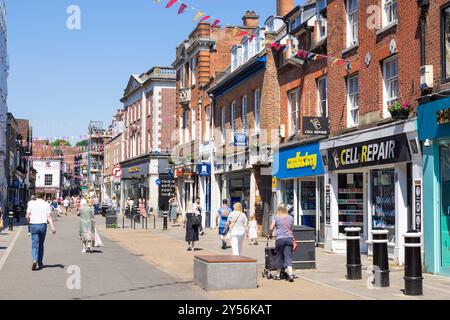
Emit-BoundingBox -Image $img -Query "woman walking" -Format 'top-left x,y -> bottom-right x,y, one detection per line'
225,202 -> 248,256
216,199 -> 231,250
184,202 -> 199,251
169,197 -> 178,222
139,198 -> 147,218
79,198 -> 95,253
269,203 -> 295,282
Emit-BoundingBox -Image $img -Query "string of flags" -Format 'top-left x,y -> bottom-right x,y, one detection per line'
154,0 -> 351,70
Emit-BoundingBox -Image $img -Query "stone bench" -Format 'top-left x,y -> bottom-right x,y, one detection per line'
194,255 -> 258,291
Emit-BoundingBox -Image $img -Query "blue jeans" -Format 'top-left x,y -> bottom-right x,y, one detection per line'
30,224 -> 47,265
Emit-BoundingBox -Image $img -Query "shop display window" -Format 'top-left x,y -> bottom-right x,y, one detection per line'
440,144 -> 450,267
282,180 -> 295,216
371,169 -> 395,243
301,181 -> 316,228
338,173 -> 364,236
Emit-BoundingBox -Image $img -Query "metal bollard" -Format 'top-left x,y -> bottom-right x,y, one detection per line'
8,211 -> 14,231
371,229 -> 390,287
404,231 -> 423,296
163,212 -> 168,231
345,227 -> 362,280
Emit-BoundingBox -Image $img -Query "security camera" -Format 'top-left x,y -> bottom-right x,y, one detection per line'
424,139 -> 432,147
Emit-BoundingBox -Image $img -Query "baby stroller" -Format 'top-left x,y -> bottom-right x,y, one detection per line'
262,237 -> 278,279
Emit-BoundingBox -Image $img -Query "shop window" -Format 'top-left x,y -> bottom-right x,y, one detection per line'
442,5 -> 450,81
282,180 -> 295,216
301,181 -> 317,228
338,173 -> 364,236
371,169 -> 396,243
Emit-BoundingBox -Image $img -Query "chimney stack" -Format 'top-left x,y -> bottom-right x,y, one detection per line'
277,0 -> 295,17
242,11 -> 260,28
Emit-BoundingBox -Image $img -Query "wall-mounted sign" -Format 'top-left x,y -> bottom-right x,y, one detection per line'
272,177 -> 277,192
326,185 -> 331,224
128,166 -> 140,174
303,117 -> 330,136
234,133 -> 248,147
437,108 -> 450,125
112,166 -> 122,178
273,143 -> 325,179
158,174 -> 175,212
197,163 -> 211,177
415,180 -> 422,232
328,134 -> 411,171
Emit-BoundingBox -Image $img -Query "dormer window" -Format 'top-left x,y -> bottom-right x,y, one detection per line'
242,39 -> 249,64
231,46 -> 242,71
290,15 -> 301,32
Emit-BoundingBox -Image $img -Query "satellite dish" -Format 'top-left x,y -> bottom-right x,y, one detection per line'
389,39 -> 397,54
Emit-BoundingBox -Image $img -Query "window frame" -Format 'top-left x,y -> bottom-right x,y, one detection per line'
191,107 -> 196,141
191,56 -> 197,86
347,74 -> 359,128
317,76 -> 328,117
242,95 -> 248,131
346,0 -> 358,47
44,174 -> 53,186
382,55 -> 399,117
441,3 -> 450,83
288,88 -> 301,137
254,89 -> 261,134
242,38 -> 249,64
231,101 -> 236,133
221,107 -> 226,143
179,65 -> 185,89
205,106 -> 211,141
382,0 -> 398,27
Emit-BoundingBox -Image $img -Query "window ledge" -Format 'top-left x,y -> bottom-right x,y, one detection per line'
342,43 -> 359,55
376,20 -> 398,36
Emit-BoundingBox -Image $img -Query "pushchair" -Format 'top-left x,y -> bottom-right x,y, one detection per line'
262,237 -> 278,279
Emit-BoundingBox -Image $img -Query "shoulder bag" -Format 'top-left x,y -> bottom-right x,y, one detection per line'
225,212 -> 242,241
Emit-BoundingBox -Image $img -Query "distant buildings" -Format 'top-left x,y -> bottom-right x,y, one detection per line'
0,0 -> 8,210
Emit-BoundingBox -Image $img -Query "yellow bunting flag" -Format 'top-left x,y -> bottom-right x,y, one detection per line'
193,11 -> 203,22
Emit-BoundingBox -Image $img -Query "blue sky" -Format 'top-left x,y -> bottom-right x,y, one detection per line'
6,0 -> 300,142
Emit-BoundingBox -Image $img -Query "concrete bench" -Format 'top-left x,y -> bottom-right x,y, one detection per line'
194,255 -> 258,291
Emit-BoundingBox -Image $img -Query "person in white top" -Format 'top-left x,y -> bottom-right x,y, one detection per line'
26,192 -> 56,271
63,198 -> 70,215
224,202 -> 249,256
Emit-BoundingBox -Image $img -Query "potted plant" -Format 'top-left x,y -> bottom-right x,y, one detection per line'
388,101 -> 414,120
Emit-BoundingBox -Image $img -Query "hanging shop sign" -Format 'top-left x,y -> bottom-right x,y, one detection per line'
303,117 -> 330,136
197,163 -> 211,177
437,108 -> 450,125
328,134 -> 411,171
272,177 -> 277,192
273,143 -> 325,180
415,180 -> 422,232
158,174 -> 175,212
325,185 -> 331,224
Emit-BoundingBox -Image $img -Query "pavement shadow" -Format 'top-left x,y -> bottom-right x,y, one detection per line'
88,250 -> 103,254
0,247 -> 6,250
40,264 -> 65,270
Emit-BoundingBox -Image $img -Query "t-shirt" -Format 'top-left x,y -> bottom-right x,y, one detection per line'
63,199 -> 70,207
227,211 -> 248,236
27,199 -> 51,224
273,215 -> 294,240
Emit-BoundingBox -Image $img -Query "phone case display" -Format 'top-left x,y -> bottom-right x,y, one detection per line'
371,169 -> 395,242
338,173 -> 364,236
301,181 -> 316,213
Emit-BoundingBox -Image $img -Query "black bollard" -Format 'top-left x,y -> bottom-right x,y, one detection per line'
404,231 -> 423,296
8,211 -> 14,231
345,227 -> 362,280
371,229 -> 390,287
163,211 -> 168,231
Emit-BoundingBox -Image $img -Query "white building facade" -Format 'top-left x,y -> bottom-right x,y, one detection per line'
33,159 -> 62,199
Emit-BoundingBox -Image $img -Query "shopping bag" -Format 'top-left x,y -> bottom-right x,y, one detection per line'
94,229 -> 103,247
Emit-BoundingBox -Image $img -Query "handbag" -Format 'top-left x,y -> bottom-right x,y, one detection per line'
280,217 -> 297,252
94,228 -> 103,247
191,214 -> 202,227
225,212 -> 242,241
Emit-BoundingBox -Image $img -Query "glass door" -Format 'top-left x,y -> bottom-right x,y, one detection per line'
317,176 -> 325,244
440,144 -> 450,270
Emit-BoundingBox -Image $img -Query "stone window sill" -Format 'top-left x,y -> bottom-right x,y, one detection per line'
376,20 -> 398,36
342,43 -> 359,55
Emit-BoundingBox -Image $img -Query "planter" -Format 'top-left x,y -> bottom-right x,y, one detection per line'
389,110 -> 410,120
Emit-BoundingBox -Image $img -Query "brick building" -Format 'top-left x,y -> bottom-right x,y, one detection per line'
268,0 -> 423,265
172,20 -> 251,219
417,0 -> 450,276
119,66 -> 176,212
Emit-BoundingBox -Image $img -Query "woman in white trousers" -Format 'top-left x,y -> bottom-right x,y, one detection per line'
225,202 -> 248,256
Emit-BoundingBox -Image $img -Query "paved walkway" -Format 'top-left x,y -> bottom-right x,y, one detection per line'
99,215 -> 450,300
0,213 -> 207,300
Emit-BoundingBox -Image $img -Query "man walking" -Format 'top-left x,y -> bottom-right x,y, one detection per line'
63,197 -> 70,215
26,192 -> 56,271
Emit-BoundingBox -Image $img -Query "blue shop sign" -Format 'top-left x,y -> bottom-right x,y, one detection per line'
417,96 -> 450,141
234,133 -> 248,147
273,143 -> 325,179
197,163 -> 211,177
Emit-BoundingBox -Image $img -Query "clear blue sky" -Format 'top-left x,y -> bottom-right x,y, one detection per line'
6,0 -> 301,142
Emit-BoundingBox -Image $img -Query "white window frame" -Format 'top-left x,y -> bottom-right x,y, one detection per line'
231,47 -> 239,71
254,89 -> 261,134
179,65 -> 185,89
347,75 -> 359,127
254,32 -> 261,55
191,56 -> 197,86
317,76 -> 328,117
205,106 -> 211,142
191,107 -> 196,141
383,55 -> 399,117
288,89 -> 300,136
242,95 -> 248,130
231,101 -> 236,132
183,109 -> 189,144
382,0 -> 398,27
242,38 -> 249,64
221,107 -> 226,143
346,0 -> 358,47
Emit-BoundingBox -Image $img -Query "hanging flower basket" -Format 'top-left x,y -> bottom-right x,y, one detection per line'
388,101 -> 414,120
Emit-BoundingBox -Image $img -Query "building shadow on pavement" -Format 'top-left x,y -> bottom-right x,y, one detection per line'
40,264 -> 65,270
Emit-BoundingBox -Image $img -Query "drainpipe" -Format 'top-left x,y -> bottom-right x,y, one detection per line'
418,0 -> 430,67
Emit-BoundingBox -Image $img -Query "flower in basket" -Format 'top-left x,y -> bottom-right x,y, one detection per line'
388,101 -> 413,119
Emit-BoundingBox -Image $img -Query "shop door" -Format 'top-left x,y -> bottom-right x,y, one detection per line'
440,144 -> 450,271
317,176 -> 325,244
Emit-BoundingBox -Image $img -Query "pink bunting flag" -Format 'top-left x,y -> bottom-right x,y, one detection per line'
178,3 -> 187,14
165,0 -> 177,8
211,19 -> 221,28
200,15 -> 211,22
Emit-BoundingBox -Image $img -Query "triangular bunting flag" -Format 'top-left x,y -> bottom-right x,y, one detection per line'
193,11 -> 203,22
165,0 -> 177,8
178,3 -> 187,14
200,15 -> 211,22
211,19 -> 221,28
